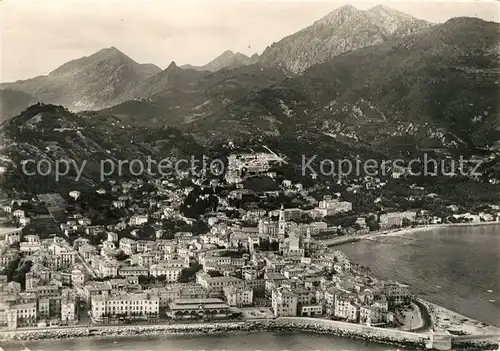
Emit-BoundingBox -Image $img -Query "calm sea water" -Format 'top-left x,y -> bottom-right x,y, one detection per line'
1,332 -> 401,351
4,224 -> 498,351
337,224 -> 500,326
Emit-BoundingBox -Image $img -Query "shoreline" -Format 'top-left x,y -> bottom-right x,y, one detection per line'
0,319 -> 427,349
1,317 -> 498,350
1,223 -> 497,348
365,221 -> 500,240
420,299 -> 500,336
321,221 -> 500,247
328,222 -> 500,332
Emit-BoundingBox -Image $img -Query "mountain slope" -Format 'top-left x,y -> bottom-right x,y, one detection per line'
182,50 -> 259,72
126,61 -> 209,100
0,89 -> 37,122
0,104 -> 204,195
190,17 -> 500,150
102,64 -> 286,126
2,47 -> 161,113
258,4 -> 433,73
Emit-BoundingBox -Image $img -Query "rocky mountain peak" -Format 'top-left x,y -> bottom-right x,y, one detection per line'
2,47 -> 161,113
181,50 -> 258,72
167,61 -> 179,70
317,4 -> 364,26
258,4 -> 433,73
367,4 -> 410,17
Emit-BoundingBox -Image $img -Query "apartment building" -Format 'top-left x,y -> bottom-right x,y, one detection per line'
91,291 -> 159,323
196,272 -> 243,297
334,293 -> 359,322
272,286 -> 298,317
149,264 -> 182,282
223,286 -> 253,307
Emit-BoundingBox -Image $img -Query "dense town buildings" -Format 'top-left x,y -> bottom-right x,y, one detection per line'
0,151 -> 498,330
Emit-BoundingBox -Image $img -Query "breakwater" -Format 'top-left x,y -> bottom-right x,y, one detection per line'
0,318 -> 428,349
2,318 -> 498,350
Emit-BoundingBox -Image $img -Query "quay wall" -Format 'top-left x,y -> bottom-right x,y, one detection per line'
0,318 -> 428,348
275,317 -> 427,341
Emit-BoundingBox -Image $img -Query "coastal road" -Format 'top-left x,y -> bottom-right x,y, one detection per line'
412,300 -> 432,333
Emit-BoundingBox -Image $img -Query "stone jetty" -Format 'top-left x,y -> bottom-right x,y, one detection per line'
0,318 -> 496,350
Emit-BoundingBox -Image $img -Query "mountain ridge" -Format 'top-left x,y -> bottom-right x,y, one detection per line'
187,16 -> 500,150
1,47 -> 162,113
257,4 -> 434,73
181,50 -> 260,72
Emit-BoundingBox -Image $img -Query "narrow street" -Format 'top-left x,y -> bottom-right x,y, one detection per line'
76,252 -> 98,278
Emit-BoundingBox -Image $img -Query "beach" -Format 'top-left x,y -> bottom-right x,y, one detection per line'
362,221 -> 500,240
337,223 -> 500,327
423,299 -> 500,336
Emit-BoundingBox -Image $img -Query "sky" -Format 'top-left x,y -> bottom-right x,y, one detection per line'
1,0 -> 499,82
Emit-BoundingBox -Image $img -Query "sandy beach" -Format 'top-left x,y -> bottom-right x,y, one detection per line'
341,222 -> 500,338
421,299 -> 500,336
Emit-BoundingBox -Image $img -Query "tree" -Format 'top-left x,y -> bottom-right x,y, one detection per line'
1,257 -> 20,281
178,263 -> 202,283
13,260 -> 32,289
114,250 -> 130,261
402,218 -> 412,227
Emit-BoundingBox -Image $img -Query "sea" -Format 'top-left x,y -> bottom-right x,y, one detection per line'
2,224 -> 499,351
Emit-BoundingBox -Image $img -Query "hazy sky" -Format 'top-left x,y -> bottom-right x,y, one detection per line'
1,0 -> 499,82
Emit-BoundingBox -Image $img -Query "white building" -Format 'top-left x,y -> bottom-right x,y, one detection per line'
149,264 -> 182,282
69,191 -> 81,200
20,235 -> 41,254
334,293 -> 359,322
223,286 -> 253,307
12,209 -> 25,218
129,215 -> 148,226
272,287 -> 297,317
315,198 -> 352,217
119,238 -> 137,255
91,292 -> 159,323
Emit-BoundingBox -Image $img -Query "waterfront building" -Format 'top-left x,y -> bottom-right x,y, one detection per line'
334,293 -> 360,322
383,283 -> 412,306
379,211 -> 417,229
272,286 -> 298,317
299,304 -> 323,317
166,298 -> 232,320
91,291 -> 159,323
0,301 -> 37,328
60,289 -> 78,325
223,286 -> 253,307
